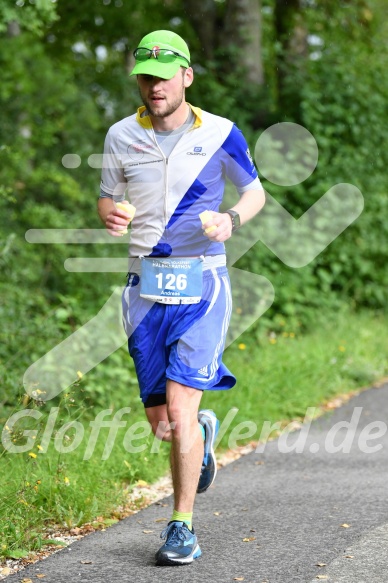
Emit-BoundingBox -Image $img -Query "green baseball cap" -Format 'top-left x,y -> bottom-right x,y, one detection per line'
130,30 -> 191,80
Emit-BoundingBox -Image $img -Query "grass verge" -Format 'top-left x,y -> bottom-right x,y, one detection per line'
1,307 -> 387,563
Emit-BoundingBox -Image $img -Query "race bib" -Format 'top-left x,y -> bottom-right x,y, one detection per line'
140,257 -> 203,304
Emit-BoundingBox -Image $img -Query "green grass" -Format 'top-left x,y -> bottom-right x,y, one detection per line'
1,307 -> 387,560
203,307 -> 388,446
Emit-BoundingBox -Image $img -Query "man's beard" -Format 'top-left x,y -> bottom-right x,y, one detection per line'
139,84 -> 185,118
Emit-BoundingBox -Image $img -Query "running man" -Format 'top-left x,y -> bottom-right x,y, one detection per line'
98,30 -> 265,566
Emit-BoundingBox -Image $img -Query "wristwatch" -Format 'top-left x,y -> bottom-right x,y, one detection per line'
225,209 -> 241,232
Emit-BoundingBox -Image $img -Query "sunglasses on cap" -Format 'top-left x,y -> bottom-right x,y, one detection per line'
133,47 -> 190,66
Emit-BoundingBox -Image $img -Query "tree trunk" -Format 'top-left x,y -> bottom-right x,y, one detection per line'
224,0 -> 263,86
183,0 -> 217,60
274,0 -> 308,115
7,21 -> 21,37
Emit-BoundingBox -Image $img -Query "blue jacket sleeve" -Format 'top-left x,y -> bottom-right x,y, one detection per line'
220,124 -> 259,190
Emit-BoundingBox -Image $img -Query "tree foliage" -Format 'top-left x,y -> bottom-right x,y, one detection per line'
0,0 -> 387,409
0,0 -> 57,36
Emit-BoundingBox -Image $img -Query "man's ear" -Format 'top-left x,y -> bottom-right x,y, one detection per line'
183,67 -> 194,88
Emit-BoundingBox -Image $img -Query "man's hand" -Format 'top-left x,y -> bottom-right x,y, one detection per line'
200,211 -> 233,242
98,198 -> 135,237
200,189 -> 266,242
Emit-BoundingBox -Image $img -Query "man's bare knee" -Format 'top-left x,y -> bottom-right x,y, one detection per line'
167,405 -> 195,436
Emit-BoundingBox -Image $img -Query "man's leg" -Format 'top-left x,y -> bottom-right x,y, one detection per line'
145,393 -> 205,512
166,379 -> 204,514
145,404 -> 172,441
146,381 -> 204,566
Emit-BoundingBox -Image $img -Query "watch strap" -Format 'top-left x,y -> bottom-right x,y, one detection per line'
225,209 -> 240,232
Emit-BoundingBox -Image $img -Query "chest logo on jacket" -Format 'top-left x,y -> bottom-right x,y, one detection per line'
187,146 -> 206,156
127,141 -> 154,160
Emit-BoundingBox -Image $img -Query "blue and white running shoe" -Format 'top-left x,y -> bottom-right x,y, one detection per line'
155,521 -> 202,566
197,409 -> 220,494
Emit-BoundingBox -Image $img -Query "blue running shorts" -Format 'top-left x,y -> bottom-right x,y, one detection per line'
121,266 -> 236,407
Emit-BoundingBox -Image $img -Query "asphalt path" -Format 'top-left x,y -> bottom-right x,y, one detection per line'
7,383 -> 388,583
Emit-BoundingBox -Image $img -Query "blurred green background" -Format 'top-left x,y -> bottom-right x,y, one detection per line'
1,0 -> 387,409
0,0 -> 387,558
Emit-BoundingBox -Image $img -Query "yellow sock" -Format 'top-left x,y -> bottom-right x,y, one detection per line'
171,510 -> 193,530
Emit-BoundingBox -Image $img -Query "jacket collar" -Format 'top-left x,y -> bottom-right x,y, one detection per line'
135,103 -> 202,130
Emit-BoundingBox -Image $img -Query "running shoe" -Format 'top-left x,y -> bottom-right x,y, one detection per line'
197,409 -> 220,493
155,521 -> 202,566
